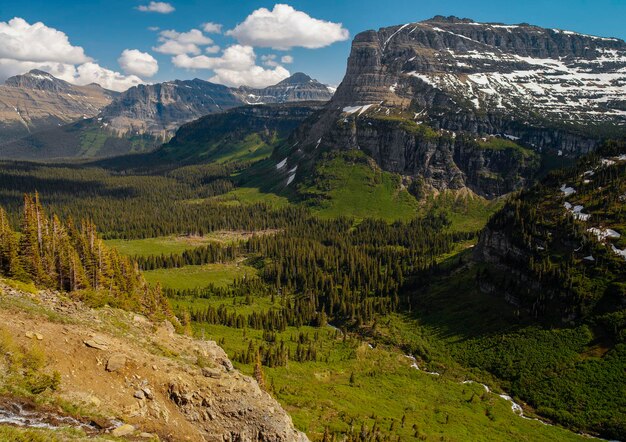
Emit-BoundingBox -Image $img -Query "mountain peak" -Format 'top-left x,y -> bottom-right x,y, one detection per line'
425,15 -> 475,24
25,69 -> 56,78
4,69 -> 73,92
278,72 -> 314,85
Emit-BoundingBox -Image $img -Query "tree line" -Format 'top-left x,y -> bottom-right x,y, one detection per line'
0,193 -> 171,319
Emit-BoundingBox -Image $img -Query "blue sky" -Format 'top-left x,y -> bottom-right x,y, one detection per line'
1,0 -> 625,90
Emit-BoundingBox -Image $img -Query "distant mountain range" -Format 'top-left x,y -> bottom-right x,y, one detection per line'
0,71 -> 334,160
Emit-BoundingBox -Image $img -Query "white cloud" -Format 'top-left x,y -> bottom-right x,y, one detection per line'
261,54 -> 279,67
159,29 -> 212,45
0,18 -> 143,92
73,62 -> 143,91
202,22 -> 223,34
153,29 -> 213,55
281,55 -> 293,64
118,49 -> 158,77
153,40 -> 200,55
173,44 -> 290,88
226,4 -> 349,50
205,45 -> 221,54
210,65 -> 289,88
0,17 -> 90,64
137,2 -> 175,14
147,26 -> 160,31
172,44 -> 255,70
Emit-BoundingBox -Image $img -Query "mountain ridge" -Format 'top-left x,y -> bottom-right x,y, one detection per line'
0,71 -> 334,160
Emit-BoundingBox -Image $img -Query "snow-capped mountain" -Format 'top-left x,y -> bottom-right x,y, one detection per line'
389,17 -> 626,125
275,17 -> 626,197
324,16 -> 626,134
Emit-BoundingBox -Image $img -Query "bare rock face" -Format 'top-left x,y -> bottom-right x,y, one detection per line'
280,17 -> 625,198
100,79 -> 242,139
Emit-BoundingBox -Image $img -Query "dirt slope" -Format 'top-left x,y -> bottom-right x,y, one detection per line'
0,280 -> 308,441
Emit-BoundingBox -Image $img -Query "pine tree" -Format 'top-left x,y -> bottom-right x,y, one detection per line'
253,351 -> 267,391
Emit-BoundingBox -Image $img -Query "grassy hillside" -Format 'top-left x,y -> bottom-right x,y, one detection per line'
131,247 -> 588,442
297,150 -> 419,221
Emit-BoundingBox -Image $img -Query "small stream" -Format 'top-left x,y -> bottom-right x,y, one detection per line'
0,400 -> 113,434
405,355 -> 615,440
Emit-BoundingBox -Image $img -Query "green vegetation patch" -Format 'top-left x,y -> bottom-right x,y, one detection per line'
299,150 -> 419,221
423,189 -> 504,234
106,235 -> 220,257
478,137 -> 536,158
143,263 -> 257,290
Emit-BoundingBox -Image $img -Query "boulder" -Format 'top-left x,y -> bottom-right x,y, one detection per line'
84,337 -> 109,350
111,424 -> 135,437
201,367 -> 222,379
106,353 -> 127,372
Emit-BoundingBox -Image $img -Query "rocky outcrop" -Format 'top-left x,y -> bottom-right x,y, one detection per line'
0,281 -> 309,442
288,107 -> 539,197
235,73 -> 334,104
0,70 -> 116,144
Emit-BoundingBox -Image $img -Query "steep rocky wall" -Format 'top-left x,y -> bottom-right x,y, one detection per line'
293,109 -> 539,197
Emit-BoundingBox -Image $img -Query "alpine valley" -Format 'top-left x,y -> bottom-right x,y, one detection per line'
0,13 -> 624,442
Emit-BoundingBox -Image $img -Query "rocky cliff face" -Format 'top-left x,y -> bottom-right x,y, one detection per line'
282,17 -> 626,197
100,79 -> 242,140
235,73 -> 334,105
0,70 -> 116,144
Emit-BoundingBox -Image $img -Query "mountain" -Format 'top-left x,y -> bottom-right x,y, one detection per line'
273,17 -> 626,198
235,72 -> 334,104
0,69 -> 116,144
99,79 -> 243,139
99,101 -> 324,171
0,72 -> 333,161
100,73 -> 333,140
